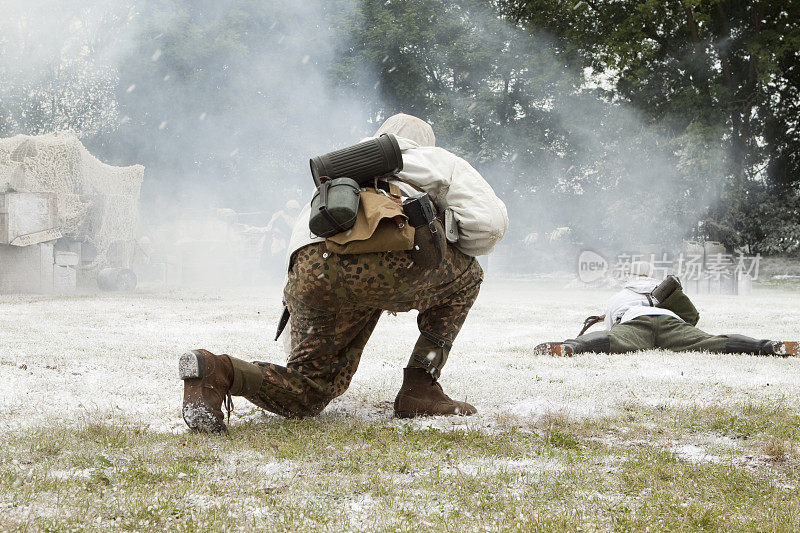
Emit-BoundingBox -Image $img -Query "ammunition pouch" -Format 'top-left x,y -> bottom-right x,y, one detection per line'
403,193 -> 445,269
325,185 -> 414,254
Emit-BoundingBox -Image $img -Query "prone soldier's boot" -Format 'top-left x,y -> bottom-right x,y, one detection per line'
725,336 -> 799,357
533,342 -> 575,357
394,368 -> 477,418
179,349 -> 234,433
770,341 -> 799,357
534,332 -> 610,356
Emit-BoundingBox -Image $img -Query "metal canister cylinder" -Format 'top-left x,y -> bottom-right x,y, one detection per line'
310,133 -> 402,186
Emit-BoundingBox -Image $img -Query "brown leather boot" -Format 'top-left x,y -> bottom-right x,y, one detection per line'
179,349 -> 234,433
532,342 -> 575,357
394,368 -> 477,418
772,341 -> 799,356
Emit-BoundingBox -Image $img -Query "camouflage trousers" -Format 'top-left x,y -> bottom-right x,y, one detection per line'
239,242 -> 483,418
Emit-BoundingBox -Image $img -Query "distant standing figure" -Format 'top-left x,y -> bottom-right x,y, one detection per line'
260,199 -> 301,272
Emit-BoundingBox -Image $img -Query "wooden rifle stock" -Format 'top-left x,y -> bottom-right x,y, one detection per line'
578,314 -> 605,336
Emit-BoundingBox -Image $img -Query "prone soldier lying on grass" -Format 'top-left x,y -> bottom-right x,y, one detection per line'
534,262 -> 799,358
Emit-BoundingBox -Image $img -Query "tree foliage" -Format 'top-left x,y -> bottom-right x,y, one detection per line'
498,0 -> 800,253
0,3 -> 128,137
330,0 -> 732,251
1,0 -> 797,255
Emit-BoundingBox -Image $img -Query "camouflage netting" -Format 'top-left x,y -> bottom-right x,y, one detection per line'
0,133 -> 143,265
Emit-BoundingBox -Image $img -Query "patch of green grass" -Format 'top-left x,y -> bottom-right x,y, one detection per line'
1,409 -> 798,531
611,447 -> 799,530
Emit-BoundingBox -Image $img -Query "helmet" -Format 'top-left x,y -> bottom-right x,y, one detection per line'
375,113 -> 435,147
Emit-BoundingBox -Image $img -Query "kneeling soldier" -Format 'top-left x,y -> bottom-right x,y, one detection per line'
535,262 -> 798,358
180,114 -> 509,432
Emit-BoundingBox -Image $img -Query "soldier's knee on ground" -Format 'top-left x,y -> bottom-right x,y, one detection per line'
565,331 -> 611,354
246,386 -> 335,419
283,394 -> 334,418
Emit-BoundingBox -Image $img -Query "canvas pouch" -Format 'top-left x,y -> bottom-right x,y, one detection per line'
326,184 -> 415,254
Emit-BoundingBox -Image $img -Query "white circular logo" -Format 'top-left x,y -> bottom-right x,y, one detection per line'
577,250 -> 608,283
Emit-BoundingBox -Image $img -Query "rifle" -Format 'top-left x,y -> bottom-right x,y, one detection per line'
578,315 -> 605,336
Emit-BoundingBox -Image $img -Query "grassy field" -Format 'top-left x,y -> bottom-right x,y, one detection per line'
2,402 -> 798,531
1,280 -> 799,531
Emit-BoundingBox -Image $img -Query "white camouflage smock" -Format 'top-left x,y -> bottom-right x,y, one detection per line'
604,277 -> 682,330
286,135 -> 509,269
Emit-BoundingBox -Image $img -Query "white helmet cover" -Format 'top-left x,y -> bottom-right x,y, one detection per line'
375,113 -> 436,147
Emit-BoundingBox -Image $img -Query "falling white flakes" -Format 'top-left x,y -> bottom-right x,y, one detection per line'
388,66 -> 396,73
126,84 -> 136,93
382,55 -> 389,63
426,351 -> 437,361
278,35 -> 285,44
269,21 -> 277,30
158,121 -> 167,130
406,261 -> 414,269
301,55 -> 310,64
317,273 -> 325,279
373,81 -> 380,89
151,49 -> 162,61
345,230 -> 353,237
230,148 -> 239,157
306,326 -> 314,334
198,112 -> 207,121
467,102 -> 477,111
120,115 -> 130,125
322,253 -> 329,259
163,75 -> 171,81
511,153 -> 519,162
454,406 -> 461,415
414,245 -> 420,250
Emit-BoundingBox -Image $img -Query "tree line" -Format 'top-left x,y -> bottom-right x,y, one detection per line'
1,0 -> 798,255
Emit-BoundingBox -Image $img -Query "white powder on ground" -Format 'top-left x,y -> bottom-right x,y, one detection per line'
1,281 -> 798,434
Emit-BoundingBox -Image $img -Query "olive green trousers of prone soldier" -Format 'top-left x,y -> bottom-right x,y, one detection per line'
566,315 -> 773,355
608,315 -> 729,353
229,242 -> 483,419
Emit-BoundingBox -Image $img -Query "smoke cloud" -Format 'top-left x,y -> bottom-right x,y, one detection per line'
0,0 -> 729,282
